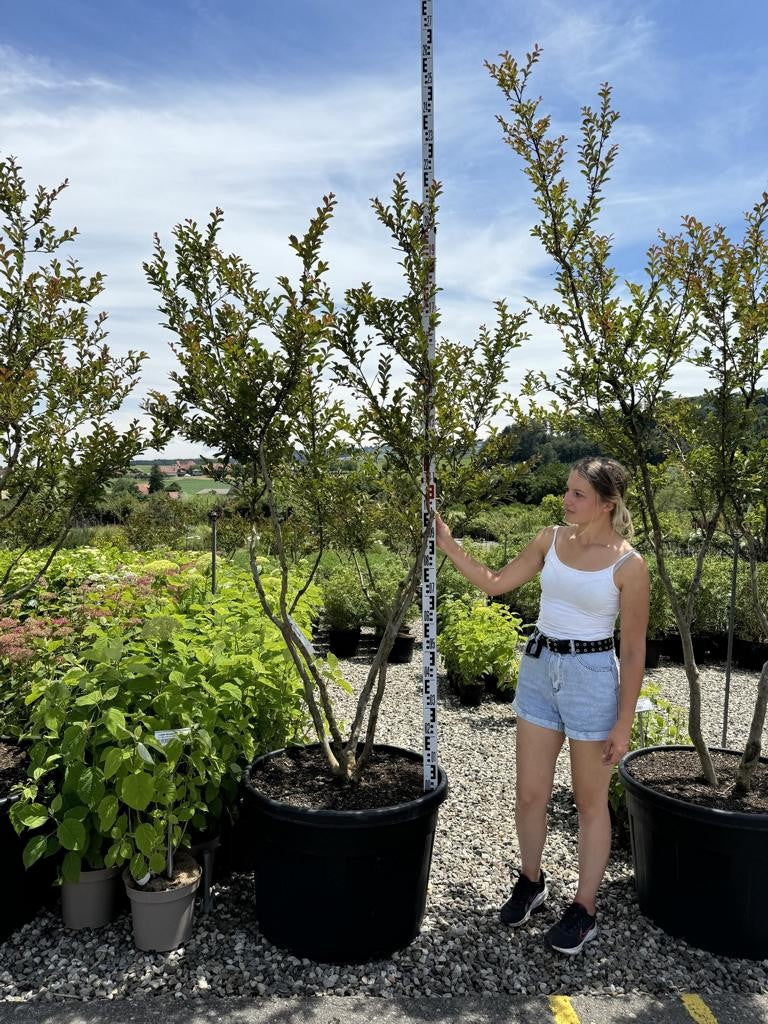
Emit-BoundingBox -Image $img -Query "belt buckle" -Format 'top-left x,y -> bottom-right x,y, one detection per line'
569,639 -> 576,654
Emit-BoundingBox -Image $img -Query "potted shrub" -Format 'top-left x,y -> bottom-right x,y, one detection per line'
143,177 -> 529,961
364,553 -> 422,664
734,558 -> 768,670
642,556 -> 674,668
12,561 -> 315,944
319,563 -> 366,657
492,47 -> 768,957
437,598 -> 523,705
0,737 -> 56,940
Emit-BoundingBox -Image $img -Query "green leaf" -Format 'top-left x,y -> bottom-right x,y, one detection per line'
121,772 -> 155,811
74,690 -> 102,707
22,834 -> 49,869
129,853 -> 149,882
63,805 -> 89,822
76,767 -> 104,809
134,823 -> 156,857
149,852 -> 166,875
61,851 -> 82,883
102,747 -> 124,780
103,707 -> 129,739
57,818 -> 87,852
220,682 -> 242,701
13,802 -> 49,830
97,795 -> 119,832
60,725 -> 86,760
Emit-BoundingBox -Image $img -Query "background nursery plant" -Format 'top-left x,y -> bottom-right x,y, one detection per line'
144,175 -> 530,784
10,557 -> 316,881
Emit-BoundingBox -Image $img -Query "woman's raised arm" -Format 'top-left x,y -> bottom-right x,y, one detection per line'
436,515 -> 551,597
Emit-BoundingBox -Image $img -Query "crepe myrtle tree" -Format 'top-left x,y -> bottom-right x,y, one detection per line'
144,175 -> 529,782
728,443 -> 768,795
0,155 -> 147,601
489,46 -> 768,788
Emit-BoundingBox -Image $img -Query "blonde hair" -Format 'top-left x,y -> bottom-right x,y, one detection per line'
571,456 -> 635,539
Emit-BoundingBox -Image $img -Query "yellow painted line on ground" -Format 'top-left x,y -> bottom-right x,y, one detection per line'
681,993 -> 719,1024
548,995 -> 581,1024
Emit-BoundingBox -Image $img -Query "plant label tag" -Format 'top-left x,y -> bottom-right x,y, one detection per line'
635,697 -> 654,714
287,615 -> 314,657
154,727 -> 192,746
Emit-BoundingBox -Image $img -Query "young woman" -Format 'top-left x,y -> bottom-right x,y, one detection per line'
435,456 -> 649,955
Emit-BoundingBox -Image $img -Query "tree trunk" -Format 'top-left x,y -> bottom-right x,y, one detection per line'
734,658 -> 768,796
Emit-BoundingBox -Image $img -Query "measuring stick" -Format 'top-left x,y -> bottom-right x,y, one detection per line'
420,0 -> 438,791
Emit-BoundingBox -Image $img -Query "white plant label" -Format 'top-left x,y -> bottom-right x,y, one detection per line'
154,727 -> 192,746
420,0 -> 438,792
635,697 -> 654,714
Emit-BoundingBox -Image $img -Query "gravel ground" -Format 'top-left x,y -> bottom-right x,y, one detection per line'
1,635 -> 766,1002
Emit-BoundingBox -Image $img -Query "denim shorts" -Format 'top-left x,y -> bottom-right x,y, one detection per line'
512,642 -> 620,741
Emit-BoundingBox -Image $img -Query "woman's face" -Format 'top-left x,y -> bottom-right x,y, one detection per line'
563,472 -> 612,525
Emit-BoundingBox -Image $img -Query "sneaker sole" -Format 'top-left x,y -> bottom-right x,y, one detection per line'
548,923 -> 598,955
500,885 -> 548,927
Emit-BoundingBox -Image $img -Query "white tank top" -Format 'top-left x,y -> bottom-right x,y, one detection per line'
536,526 -> 639,640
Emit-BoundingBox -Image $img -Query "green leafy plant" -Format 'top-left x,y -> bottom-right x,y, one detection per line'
320,563 -> 367,632
9,557 -> 315,882
437,598 -> 524,691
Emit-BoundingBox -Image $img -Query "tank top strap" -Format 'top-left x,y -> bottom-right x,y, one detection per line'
546,524 -> 560,558
612,549 -> 639,573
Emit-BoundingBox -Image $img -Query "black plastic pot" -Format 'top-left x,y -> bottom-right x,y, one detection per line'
384,631 -> 416,665
242,743 -> 448,963
619,745 -> 768,959
327,626 -> 361,658
644,638 -> 661,669
482,673 -> 516,703
0,791 -> 55,942
457,680 -> 484,706
733,638 -> 768,672
614,635 -> 659,669
659,633 -> 686,663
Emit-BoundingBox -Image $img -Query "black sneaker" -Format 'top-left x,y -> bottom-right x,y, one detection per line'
545,901 -> 598,954
499,869 -> 548,926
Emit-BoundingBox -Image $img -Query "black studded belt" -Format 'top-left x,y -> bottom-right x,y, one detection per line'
524,630 -> 615,658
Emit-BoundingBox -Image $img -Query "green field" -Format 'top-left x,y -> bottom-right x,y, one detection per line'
170,477 -> 231,495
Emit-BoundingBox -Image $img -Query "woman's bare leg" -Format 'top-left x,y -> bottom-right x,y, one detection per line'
515,718 -> 564,880
569,739 -> 614,913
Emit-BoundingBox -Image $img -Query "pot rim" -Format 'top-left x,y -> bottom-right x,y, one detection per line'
618,745 -> 768,829
244,742 -> 448,825
123,861 -> 201,901
63,865 -> 121,886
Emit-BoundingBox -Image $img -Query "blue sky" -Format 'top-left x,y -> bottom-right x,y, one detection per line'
3,0 -> 767,458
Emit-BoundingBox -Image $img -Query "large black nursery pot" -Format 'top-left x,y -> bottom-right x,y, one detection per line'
242,743 -> 448,963
326,626 -> 361,658
0,744 -> 56,942
619,745 -> 768,959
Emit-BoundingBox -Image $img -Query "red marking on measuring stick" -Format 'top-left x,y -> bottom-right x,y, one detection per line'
420,0 -> 438,792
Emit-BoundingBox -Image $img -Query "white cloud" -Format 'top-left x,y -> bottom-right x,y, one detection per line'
0,44 -> 120,97
1,22 -> 765,462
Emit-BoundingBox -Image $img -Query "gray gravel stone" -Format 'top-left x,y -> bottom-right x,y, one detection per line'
1,634 -> 766,1001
